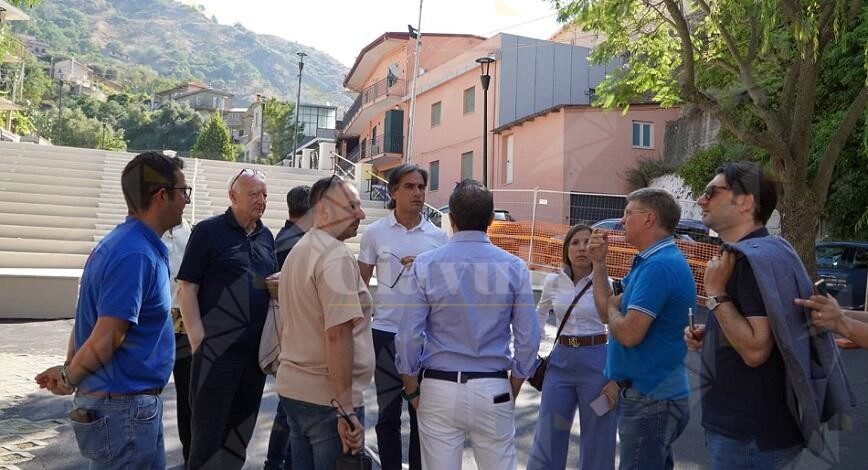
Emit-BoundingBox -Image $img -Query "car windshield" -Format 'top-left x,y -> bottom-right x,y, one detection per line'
816,245 -> 848,269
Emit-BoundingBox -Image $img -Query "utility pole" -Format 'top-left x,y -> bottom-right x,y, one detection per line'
291,52 -> 307,167
406,0 -> 423,163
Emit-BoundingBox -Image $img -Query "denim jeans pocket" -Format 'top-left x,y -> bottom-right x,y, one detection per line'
133,395 -> 159,422
71,416 -> 113,462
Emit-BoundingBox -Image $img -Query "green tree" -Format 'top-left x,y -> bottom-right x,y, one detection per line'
151,102 -> 203,151
192,113 -> 233,160
262,97 -> 302,161
54,107 -> 126,150
555,0 -> 868,272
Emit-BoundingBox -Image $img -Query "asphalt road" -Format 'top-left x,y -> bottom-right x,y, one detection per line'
2,318 -> 867,469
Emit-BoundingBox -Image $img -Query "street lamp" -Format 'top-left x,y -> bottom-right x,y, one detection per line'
256,94 -> 267,162
475,56 -> 494,187
291,52 -> 307,167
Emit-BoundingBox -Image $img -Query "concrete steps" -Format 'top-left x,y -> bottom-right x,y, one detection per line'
0,142 -> 391,319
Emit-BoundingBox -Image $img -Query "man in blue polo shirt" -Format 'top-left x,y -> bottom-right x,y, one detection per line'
35,152 -> 189,468
588,187 -> 695,470
178,168 -> 278,469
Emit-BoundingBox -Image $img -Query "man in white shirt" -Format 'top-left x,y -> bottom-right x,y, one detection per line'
358,164 -> 448,470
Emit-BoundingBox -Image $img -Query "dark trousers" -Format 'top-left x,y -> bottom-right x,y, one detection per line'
373,328 -> 421,470
173,333 -> 193,464
264,400 -> 292,470
188,346 -> 267,470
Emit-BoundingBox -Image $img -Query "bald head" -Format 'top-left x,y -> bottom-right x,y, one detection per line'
229,171 -> 267,224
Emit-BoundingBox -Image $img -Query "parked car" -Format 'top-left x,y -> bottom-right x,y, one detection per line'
816,241 -> 868,310
431,206 -> 516,227
591,217 -> 721,245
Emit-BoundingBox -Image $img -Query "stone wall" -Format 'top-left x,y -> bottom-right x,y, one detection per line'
663,106 -> 720,165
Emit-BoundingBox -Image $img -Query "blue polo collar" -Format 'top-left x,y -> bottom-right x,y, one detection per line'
125,216 -> 169,258
637,236 -> 675,259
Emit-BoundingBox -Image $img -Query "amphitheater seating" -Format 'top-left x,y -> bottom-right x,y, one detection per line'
0,142 -> 390,319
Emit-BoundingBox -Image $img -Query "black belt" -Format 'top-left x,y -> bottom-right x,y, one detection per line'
79,387 -> 163,399
616,380 -> 632,389
422,369 -> 508,383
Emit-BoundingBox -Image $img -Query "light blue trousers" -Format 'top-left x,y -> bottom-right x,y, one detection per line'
528,343 -> 616,470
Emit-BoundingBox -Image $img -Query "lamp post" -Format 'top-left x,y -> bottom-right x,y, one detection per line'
291,52 -> 307,167
256,94 -> 267,162
405,0 -> 423,163
55,70 -> 65,144
475,57 -> 494,187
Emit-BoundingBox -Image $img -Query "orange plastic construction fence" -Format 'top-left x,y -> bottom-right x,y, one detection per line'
487,221 -> 721,301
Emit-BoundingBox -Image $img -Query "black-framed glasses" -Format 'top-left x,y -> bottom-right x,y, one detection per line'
383,251 -> 407,289
700,185 -> 731,200
153,185 -> 193,202
230,168 -> 266,189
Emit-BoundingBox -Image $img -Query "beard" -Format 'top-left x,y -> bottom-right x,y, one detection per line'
335,221 -> 360,241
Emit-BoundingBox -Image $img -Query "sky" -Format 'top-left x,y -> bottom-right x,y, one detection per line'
194,0 -> 565,67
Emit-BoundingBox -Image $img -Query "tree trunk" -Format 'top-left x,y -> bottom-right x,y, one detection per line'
778,175 -> 820,277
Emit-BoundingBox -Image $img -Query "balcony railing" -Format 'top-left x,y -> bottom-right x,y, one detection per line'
340,77 -> 407,133
361,134 -> 403,159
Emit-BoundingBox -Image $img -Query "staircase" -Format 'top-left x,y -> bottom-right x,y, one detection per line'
0,142 -> 389,318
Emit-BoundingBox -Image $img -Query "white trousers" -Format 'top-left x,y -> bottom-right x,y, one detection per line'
416,377 -> 517,470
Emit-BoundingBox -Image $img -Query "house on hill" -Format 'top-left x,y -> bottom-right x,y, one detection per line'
154,82 -> 233,119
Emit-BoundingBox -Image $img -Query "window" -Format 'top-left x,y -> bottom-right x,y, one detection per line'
461,151 -> 473,180
463,87 -> 475,114
431,101 -> 441,127
632,121 -> 652,148
430,161 -> 440,191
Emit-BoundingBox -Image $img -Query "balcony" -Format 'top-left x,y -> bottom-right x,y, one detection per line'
359,134 -> 404,168
340,76 -> 406,137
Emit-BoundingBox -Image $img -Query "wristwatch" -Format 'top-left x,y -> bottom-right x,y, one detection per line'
401,387 -> 420,401
705,295 -> 733,312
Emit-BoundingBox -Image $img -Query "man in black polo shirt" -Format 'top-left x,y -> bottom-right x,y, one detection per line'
178,168 -> 278,469
685,162 -> 803,469
274,184 -> 311,268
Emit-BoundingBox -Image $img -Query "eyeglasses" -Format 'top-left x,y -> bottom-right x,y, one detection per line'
153,186 -> 192,202
383,251 -> 407,289
230,168 -> 266,189
700,185 -> 731,200
623,209 -> 651,218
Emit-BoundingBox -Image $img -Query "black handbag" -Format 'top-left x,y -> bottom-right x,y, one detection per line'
334,451 -> 373,470
528,280 -> 593,391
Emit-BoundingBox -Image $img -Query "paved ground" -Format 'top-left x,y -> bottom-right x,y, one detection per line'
2,317 -> 868,469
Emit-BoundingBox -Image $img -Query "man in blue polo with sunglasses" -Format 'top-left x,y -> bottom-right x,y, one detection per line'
358,163 -> 448,470
178,167 -> 278,469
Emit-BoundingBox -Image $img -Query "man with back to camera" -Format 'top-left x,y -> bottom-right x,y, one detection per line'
357,163 -> 448,470
177,168 -> 278,469
394,179 -> 540,470
276,175 -> 372,468
685,161 -> 853,468
35,152 -> 189,468
264,184 -> 311,470
587,187 -> 695,470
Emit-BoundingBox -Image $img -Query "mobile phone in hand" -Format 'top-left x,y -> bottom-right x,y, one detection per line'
590,394 -> 611,416
814,279 -> 828,296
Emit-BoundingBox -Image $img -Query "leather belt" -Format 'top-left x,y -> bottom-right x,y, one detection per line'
558,334 -> 608,348
422,369 -> 508,383
79,387 -> 163,399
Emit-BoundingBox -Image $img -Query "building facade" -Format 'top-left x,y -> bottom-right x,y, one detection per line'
338,31 -> 680,216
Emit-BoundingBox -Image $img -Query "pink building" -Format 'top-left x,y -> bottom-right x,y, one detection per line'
338,32 -> 679,219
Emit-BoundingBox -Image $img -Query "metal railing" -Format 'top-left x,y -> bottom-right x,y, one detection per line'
361,134 -> 403,159
340,77 -> 407,133
330,151 -> 357,181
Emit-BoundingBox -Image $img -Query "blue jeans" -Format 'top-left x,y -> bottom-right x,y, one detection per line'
264,401 -> 292,470
617,387 -> 689,470
70,392 -> 165,469
706,430 -> 802,470
280,396 -> 365,470
528,344 -> 616,470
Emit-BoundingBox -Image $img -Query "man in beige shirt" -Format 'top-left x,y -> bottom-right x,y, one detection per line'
277,175 -> 373,468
